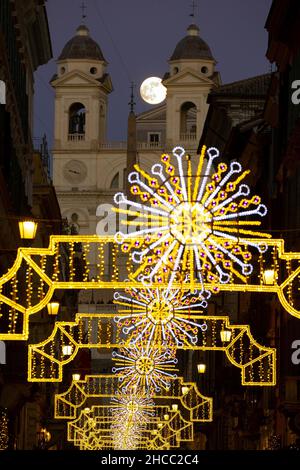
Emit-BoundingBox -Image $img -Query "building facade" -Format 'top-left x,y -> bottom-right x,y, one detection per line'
51,23 -> 219,246
0,0 -> 66,450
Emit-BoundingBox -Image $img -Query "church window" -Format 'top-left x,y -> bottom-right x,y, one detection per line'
68,102 -> 86,138
90,67 -> 97,75
173,67 -> 179,74
70,213 -> 80,233
60,66 -> 66,75
180,101 -> 197,137
148,132 -> 161,147
201,66 -> 208,74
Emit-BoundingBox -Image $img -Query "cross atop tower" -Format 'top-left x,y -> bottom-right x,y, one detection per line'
80,1 -> 87,22
128,82 -> 136,113
190,0 -> 198,18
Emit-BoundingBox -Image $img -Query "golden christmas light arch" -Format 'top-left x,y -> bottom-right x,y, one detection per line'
0,144 -> 295,450
54,374 -> 212,423
68,405 -> 193,450
0,236 -> 299,340
28,313 -> 275,386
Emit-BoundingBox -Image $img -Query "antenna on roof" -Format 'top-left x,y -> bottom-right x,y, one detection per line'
80,1 -> 87,23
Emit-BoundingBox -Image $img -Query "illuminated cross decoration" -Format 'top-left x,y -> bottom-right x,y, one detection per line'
80,1 -> 87,21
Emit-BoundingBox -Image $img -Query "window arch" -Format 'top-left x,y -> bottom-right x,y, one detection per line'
68,102 -> 86,135
180,101 -> 197,136
110,172 -> 119,189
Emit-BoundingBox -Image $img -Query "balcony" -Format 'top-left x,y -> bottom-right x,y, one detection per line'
98,141 -> 164,150
68,133 -> 85,142
180,133 -> 197,142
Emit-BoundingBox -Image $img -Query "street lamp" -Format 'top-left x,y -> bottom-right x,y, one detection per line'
47,301 -> 60,316
18,220 -> 38,240
37,427 -> 51,449
72,373 -> 80,381
262,269 -> 276,285
220,329 -> 232,342
181,386 -> 189,395
62,345 -> 72,356
197,363 -> 206,374
172,404 -> 178,412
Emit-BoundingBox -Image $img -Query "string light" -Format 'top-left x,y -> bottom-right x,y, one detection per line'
28,313 -> 275,386
54,374 -> 213,423
0,409 -> 9,450
69,242 -> 75,282
1,235 -> 300,340
67,405 -> 192,450
0,144 -> 292,451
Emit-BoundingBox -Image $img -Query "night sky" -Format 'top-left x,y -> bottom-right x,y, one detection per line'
33,0 -> 273,145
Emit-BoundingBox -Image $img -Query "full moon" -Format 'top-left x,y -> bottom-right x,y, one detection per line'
140,77 -> 167,105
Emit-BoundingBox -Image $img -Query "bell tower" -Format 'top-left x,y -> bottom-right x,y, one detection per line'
51,24 -> 113,199
163,24 -> 220,149
51,24 -> 112,153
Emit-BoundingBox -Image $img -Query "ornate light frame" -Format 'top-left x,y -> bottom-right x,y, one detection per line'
28,313 -> 275,386
0,236 -> 299,340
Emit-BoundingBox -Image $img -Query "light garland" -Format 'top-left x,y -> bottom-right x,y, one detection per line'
0,409 -> 9,450
54,374 -> 213,423
28,313 -> 275,386
67,405 -> 191,450
1,235 -> 300,340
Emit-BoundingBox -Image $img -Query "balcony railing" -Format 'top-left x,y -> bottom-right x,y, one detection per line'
67,137 -> 196,150
180,133 -> 197,141
68,133 -> 85,142
99,141 -> 163,150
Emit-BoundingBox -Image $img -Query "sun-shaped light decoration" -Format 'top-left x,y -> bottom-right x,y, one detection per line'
110,388 -> 155,425
112,344 -> 178,392
114,286 -> 208,347
113,145 -> 271,290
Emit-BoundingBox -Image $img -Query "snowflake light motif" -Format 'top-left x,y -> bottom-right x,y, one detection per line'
113,145 -> 271,289
110,389 -> 155,425
114,286 -> 208,347
112,344 -> 178,392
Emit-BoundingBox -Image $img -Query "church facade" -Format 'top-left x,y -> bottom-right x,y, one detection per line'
51,23 -> 220,247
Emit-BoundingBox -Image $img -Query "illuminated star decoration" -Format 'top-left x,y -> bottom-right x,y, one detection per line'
112,344 -> 178,392
114,287 -> 208,347
110,388 -> 155,425
114,145 -> 271,290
